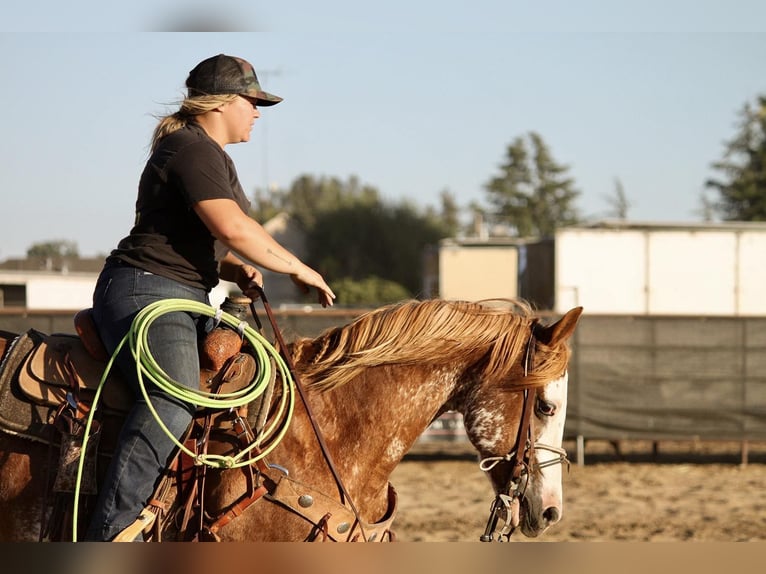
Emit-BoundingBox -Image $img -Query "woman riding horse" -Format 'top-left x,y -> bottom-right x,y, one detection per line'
83,53 -> 334,541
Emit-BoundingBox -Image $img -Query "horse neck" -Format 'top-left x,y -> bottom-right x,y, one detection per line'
284,361 -> 460,506
337,361 -> 458,448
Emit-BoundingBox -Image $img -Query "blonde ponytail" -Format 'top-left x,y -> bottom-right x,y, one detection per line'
150,94 -> 239,151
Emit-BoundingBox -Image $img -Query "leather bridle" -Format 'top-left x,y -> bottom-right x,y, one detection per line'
477,324 -> 569,542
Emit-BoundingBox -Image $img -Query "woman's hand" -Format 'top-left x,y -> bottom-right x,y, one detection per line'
291,265 -> 336,308
208,213 -> 335,307
234,264 -> 264,301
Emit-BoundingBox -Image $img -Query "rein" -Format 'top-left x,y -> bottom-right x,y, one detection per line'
252,287 -> 368,541
478,323 -> 569,542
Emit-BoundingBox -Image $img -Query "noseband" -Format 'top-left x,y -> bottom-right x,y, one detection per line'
477,325 -> 569,542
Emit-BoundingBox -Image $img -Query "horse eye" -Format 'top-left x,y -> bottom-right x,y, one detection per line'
536,398 -> 556,417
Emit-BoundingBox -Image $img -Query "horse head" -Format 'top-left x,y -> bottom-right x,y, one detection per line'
460,306 -> 582,540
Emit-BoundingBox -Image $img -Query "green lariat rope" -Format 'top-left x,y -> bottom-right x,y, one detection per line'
71,298 -> 296,541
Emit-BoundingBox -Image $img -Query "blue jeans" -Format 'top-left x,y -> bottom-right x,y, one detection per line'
83,261 -> 211,541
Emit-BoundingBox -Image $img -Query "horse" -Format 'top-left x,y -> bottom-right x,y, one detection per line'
0,297 -> 582,542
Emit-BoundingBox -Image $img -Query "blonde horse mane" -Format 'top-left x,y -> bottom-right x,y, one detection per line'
291,298 -> 571,392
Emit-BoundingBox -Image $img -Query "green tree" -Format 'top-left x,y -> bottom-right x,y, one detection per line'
251,175 -> 379,229
26,240 -> 79,258
330,276 -> 410,306
706,95 -> 766,221
251,173 -> 455,304
306,200 -> 451,298
484,132 -> 580,237
423,189 -> 460,238
250,187 -> 285,223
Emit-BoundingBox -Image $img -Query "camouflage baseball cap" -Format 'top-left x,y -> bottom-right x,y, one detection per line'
186,54 -> 282,106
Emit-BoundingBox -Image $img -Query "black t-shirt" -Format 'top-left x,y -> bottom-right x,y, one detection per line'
109,123 -> 251,291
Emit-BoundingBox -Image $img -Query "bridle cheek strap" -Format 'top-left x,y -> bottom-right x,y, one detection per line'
479,388 -> 537,542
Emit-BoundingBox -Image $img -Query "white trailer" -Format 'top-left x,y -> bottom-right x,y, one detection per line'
554,222 -> 766,316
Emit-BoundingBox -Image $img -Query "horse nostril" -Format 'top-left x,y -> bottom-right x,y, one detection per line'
543,506 -> 560,525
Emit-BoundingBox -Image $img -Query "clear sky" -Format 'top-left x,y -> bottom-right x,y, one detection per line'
1,1 -> 765,259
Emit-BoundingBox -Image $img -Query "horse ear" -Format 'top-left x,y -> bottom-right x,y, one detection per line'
536,307 -> 583,346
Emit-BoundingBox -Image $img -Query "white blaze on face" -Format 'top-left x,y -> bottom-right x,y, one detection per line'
535,371 -> 569,517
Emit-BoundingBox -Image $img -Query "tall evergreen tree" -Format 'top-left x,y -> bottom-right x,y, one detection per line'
706,95 -> 766,221
484,132 -> 580,237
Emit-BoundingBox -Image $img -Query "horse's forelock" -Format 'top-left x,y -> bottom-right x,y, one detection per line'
291,299 -> 560,392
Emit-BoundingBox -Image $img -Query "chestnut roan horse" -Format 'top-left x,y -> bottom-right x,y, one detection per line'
0,297 -> 581,542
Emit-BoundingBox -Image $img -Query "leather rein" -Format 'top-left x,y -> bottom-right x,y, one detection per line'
478,322 -> 569,542
251,287 -> 369,541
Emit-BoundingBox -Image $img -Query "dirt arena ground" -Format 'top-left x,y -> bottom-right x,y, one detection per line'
389,439 -> 766,542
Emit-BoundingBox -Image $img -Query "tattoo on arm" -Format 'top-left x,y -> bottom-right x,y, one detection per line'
267,248 -> 293,266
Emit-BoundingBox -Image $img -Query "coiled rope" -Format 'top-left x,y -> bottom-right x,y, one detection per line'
72,298 -> 295,540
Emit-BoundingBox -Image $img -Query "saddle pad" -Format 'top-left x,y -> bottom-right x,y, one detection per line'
17,334 -> 132,413
0,330 -> 55,440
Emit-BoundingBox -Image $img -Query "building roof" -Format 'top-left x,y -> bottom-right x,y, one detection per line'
0,256 -> 106,273
570,219 -> 766,232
